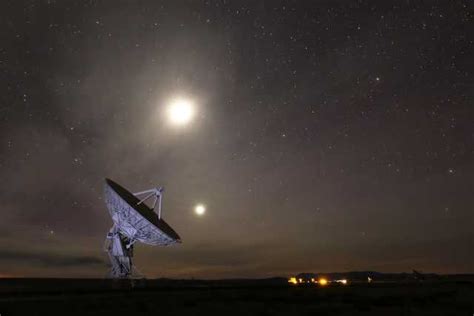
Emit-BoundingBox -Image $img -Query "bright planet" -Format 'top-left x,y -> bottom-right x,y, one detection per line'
194,204 -> 206,216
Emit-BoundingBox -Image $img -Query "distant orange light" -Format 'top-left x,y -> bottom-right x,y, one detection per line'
298,278 -> 303,283
318,278 -> 328,286
339,279 -> 348,285
288,277 -> 298,285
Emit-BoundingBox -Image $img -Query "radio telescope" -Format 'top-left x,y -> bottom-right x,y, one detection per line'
103,178 -> 181,278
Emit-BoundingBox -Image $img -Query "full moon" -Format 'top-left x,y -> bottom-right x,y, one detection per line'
194,204 -> 206,216
167,98 -> 195,125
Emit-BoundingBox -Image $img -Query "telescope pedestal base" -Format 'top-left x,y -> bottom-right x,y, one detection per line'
105,227 -> 134,279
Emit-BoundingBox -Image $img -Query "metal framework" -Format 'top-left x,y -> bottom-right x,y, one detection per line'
104,224 -> 135,278
134,187 -> 164,219
104,184 -> 166,278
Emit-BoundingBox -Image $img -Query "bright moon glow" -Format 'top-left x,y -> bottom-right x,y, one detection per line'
167,98 -> 194,125
194,204 -> 206,216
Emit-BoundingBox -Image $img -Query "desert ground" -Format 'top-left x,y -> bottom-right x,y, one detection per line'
0,278 -> 473,316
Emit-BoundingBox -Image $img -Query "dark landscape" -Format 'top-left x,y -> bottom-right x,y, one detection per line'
1,275 -> 473,316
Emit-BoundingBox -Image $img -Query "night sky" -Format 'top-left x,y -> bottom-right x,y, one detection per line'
1,1 -> 473,278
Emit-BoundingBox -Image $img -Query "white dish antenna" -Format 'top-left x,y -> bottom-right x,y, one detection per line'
103,178 -> 181,278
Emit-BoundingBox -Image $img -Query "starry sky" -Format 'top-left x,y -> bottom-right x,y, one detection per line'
1,1 -> 473,278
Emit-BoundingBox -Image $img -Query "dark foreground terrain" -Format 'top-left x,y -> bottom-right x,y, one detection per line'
0,278 -> 472,316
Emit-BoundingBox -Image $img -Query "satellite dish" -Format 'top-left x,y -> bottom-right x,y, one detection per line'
103,178 -> 181,278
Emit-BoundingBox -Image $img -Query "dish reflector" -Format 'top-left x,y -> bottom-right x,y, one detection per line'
103,178 -> 181,278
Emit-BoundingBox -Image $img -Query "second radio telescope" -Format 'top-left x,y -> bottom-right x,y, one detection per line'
104,178 -> 181,278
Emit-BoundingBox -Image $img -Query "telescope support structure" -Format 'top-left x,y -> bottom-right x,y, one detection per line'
104,225 -> 135,278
